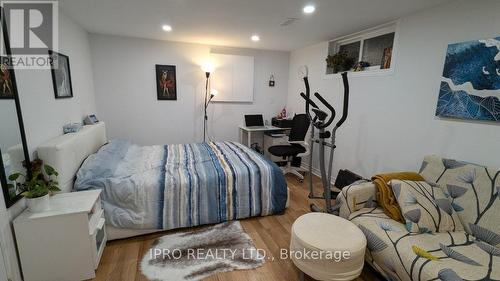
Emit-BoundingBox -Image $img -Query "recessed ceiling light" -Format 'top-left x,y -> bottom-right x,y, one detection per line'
303,5 -> 315,14
162,25 -> 172,32
251,35 -> 260,42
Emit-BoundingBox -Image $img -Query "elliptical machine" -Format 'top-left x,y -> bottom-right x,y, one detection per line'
298,66 -> 349,213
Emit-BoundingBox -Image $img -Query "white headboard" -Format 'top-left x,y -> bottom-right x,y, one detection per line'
37,122 -> 107,193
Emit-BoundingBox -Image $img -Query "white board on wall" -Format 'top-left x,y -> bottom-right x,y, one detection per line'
211,53 -> 254,102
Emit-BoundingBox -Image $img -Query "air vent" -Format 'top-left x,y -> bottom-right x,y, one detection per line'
280,17 -> 299,27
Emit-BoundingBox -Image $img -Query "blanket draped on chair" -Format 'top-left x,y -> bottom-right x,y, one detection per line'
371,172 -> 424,222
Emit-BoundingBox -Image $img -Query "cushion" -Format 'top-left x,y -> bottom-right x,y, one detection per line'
389,180 -> 464,233
268,144 -> 305,157
290,213 -> 366,280
349,207 -> 499,281
371,172 -> 425,223
419,155 -> 500,247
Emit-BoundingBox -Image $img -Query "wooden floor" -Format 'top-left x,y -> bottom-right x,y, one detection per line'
90,174 -> 382,281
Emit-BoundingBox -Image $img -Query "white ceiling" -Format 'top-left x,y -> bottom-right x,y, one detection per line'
60,0 -> 453,51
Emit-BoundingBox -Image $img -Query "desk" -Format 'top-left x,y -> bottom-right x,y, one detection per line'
238,125 -> 290,150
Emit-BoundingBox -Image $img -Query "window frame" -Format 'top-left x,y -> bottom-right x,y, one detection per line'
324,20 -> 400,79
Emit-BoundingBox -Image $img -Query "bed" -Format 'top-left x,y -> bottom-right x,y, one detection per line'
37,123 -> 288,240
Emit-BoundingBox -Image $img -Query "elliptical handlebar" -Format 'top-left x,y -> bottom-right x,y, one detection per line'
301,77 -> 317,124
300,92 -> 319,109
313,92 -> 336,129
335,72 -> 349,128
299,70 -> 349,130
301,76 -> 323,129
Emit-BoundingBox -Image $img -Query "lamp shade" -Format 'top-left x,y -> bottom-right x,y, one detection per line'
210,89 -> 218,97
298,65 -> 308,79
201,61 -> 215,73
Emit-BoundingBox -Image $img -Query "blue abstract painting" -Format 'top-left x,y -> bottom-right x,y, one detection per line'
436,37 -> 500,122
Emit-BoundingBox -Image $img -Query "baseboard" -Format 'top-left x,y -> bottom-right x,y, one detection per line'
300,162 -> 335,186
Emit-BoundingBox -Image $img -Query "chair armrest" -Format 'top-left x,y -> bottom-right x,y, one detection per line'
337,181 -> 378,219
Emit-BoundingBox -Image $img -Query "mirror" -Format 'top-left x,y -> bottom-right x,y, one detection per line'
0,7 -> 31,208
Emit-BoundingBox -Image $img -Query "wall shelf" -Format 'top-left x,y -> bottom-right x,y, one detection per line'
323,68 -> 395,80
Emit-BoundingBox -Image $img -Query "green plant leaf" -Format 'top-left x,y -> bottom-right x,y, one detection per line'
15,162 -> 59,199
48,185 -> 61,192
32,170 -> 41,179
21,191 -> 31,198
44,164 -> 58,176
8,173 -> 22,181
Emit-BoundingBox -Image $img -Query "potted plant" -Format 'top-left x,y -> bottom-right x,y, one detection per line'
8,160 -> 60,213
353,61 -> 370,72
326,52 -> 355,73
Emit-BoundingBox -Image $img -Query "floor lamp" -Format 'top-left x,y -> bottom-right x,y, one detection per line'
201,62 -> 215,142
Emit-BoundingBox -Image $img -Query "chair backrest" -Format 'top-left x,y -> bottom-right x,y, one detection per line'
288,114 -> 310,142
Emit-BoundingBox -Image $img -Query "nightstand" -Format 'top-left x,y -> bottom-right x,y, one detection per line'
13,190 -> 106,281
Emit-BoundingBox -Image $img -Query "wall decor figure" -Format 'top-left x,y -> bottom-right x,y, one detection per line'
49,50 -> 74,99
156,64 -> 177,100
435,36 -> 500,122
0,11 -> 16,100
380,47 -> 392,70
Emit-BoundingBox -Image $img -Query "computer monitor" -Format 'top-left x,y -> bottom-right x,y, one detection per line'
245,114 -> 264,127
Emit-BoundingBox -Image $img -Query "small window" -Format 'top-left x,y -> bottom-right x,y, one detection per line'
362,32 -> 394,68
339,41 -> 360,62
326,22 -> 397,75
326,41 -> 360,74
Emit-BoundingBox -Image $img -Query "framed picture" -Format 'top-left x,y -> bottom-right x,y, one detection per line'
49,50 -> 74,99
0,59 -> 15,99
435,37 -> 500,122
156,64 -> 177,100
0,10 -> 16,100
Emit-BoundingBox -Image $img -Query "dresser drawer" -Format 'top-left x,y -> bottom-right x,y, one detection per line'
90,217 -> 106,269
88,198 -> 102,223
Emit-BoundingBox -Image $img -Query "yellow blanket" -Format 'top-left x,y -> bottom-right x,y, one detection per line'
371,172 -> 424,223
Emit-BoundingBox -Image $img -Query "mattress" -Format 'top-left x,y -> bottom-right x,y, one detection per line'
107,187 -> 290,240
75,140 -> 288,231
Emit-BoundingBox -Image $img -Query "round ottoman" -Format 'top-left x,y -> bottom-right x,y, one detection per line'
290,213 -> 367,281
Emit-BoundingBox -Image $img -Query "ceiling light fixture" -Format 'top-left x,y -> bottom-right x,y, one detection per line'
303,5 -> 316,14
162,25 -> 172,32
251,35 -> 260,42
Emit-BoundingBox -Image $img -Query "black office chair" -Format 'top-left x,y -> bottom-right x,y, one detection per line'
268,114 -> 310,180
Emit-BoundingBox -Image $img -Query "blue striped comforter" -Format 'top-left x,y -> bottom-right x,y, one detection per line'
74,140 -> 287,230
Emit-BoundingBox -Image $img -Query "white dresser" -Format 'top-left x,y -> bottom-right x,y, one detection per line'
14,190 -> 106,281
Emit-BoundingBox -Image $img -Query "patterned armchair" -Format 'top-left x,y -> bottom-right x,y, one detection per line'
337,155 -> 499,281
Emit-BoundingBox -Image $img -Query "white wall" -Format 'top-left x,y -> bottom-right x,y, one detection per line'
286,0 -> 500,178
0,12 -> 97,281
16,13 -> 97,155
89,34 -> 289,145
